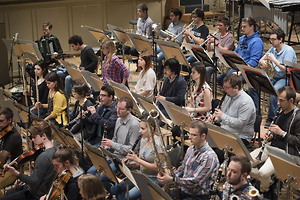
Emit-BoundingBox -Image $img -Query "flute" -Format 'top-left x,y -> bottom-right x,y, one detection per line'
35,72 -> 40,117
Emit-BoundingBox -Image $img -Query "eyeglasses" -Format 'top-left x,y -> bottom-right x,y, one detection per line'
223,86 -> 233,90
100,94 -> 108,97
269,38 -> 277,42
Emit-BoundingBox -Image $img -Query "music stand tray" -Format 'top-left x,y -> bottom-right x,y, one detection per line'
127,33 -> 154,56
156,39 -> 190,67
131,171 -> 172,200
107,24 -> 133,47
206,123 -> 253,161
215,48 -> 247,72
81,25 -> 110,44
183,43 -> 214,68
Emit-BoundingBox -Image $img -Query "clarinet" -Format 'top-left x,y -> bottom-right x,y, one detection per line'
213,93 -> 227,125
256,107 -> 282,160
124,135 -> 142,164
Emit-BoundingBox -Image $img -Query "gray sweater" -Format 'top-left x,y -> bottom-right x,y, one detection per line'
221,90 -> 256,142
18,146 -> 57,199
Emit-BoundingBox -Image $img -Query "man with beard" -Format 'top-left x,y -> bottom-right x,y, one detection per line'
222,155 -> 261,199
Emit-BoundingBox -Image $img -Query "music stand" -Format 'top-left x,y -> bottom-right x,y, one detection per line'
91,76 -> 104,92
267,145 -> 300,199
156,39 -> 190,68
81,71 -> 101,92
108,80 -> 144,116
127,33 -> 154,56
84,142 -> 119,184
23,51 -> 39,63
215,48 -> 247,72
61,60 -> 90,87
131,171 -> 172,200
81,25 -> 110,44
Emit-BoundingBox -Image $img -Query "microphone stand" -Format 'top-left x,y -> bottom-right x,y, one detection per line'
9,35 -> 17,88
151,30 -> 158,73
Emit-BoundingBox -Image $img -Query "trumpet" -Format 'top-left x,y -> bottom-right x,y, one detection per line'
200,30 -> 219,47
173,21 -> 195,40
249,188 -> 260,200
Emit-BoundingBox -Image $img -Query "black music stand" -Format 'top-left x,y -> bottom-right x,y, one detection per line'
108,80 -> 144,116
107,24 -> 134,63
267,145 -> 300,199
215,48 -> 246,72
131,171 -> 172,200
285,60 -> 300,91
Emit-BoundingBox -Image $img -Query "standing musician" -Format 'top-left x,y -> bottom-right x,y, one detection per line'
156,58 -> 187,120
185,8 -> 209,64
2,120 -> 57,200
250,86 -> 300,198
251,29 -> 297,128
40,146 -> 83,200
86,85 -> 118,146
77,174 -> 107,200
136,3 -> 153,37
87,97 -> 140,191
110,117 -> 163,200
185,62 -> 212,122
62,35 -> 98,99
0,108 -> 23,198
217,17 -> 264,86
157,121 -> 219,200
222,155 -> 261,200
24,60 -> 49,116
212,74 -> 256,146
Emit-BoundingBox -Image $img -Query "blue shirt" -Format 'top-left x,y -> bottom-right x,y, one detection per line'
235,31 -> 264,67
266,44 -> 297,79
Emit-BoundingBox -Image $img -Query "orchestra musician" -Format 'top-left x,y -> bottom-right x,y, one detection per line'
24,60 -> 49,116
217,17 -> 264,86
78,174 -> 107,200
156,8 -> 184,78
110,117 -> 163,200
133,53 -> 156,98
222,155 -> 261,200
212,74 -> 256,146
87,97 -> 140,192
185,62 -> 212,122
136,3 -> 153,37
63,35 -> 98,99
40,146 -> 83,200
0,108 -> 23,198
185,8 -> 209,64
157,121 -> 219,200
249,29 -> 297,128
86,85 -> 118,146
68,82 -> 97,141
36,72 -> 68,127
2,120 -> 57,200
101,40 -> 130,86
250,86 -> 300,198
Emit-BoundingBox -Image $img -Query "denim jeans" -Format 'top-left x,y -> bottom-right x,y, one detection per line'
110,176 -> 161,200
29,105 -> 47,116
187,55 -> 197,64
65,75 -> 73,100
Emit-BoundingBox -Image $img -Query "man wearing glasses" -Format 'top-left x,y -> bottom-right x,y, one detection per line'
213,74 -> 256,147
256,29 -> 297,128
157,121 -> 219,200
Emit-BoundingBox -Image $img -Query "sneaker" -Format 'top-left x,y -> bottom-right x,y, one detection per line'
264,118 -> 273,129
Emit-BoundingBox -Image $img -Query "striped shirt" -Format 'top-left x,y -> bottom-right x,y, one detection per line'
102,55 -> 130,85
174,142 -> 219,196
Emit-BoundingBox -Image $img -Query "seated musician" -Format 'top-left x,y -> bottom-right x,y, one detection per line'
24,60 -> 49,116
101,40 -> 130,86
206,17 -> 234,83
110,117 -> 163,200
217,17 -> 264,86
250,29 -> 297,128
223,155 -> 261,200
0,108 -> 23,198
87,97 -> 140,191
62,35 -> 98,99
86,85 -> 118,146
40,146 -> 83,200
212,74 -> 256,146
67,82 -> 96,140
78,174 -> 107,200
156,58 -> 187,120
136,3 -> 153,37
36,72 -> 68,127
184,8 -> 209,64
156,8 -> 184,77
157,121 -> 219,200
250,86 -> 300,198
2,120 -> 57,200
133,53 -> 156,98
185,62 -> 212,122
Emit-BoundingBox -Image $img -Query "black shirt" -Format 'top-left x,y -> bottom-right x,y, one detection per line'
189,24 -> 209,44
1,127 -> 23,162
80,46 -> 98,73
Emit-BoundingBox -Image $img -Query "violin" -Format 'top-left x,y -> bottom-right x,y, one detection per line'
46,170 -> 72,200
0,125 -> 13,140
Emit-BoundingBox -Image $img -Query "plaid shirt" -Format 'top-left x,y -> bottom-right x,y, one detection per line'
102,55 -> 130,85
222,180 -> 261,200
174,142 -> 219,196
